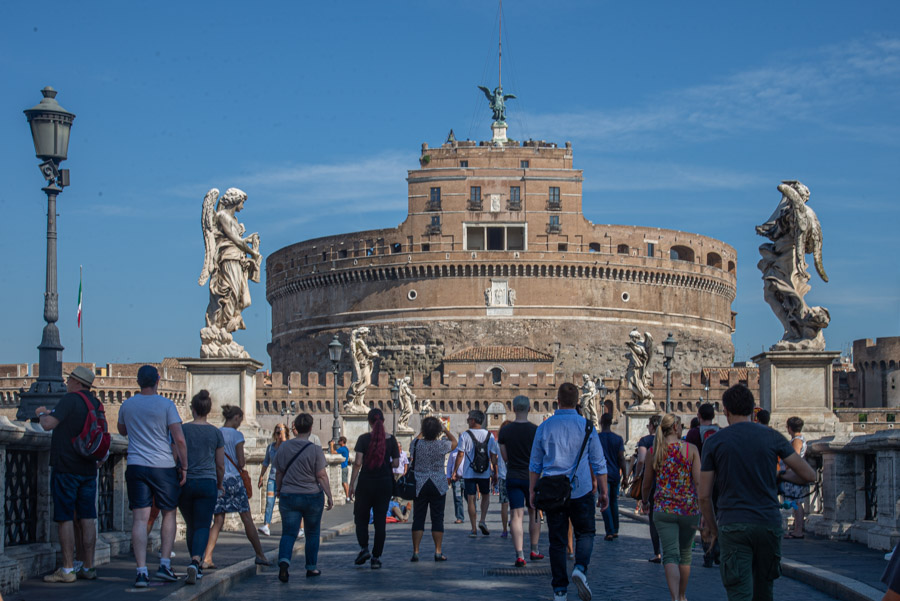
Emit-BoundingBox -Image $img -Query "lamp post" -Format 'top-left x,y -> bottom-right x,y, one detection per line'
328,335 -> 343,445
598,381 -> 608,416
17,87 -> 76,421
662,333 -> 678,414
280,406 -> 295,430
390,381 -> 400,435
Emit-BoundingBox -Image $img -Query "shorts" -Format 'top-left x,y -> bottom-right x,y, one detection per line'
51,470 -> 98,522
505,477 -> 530,510
125,464 -> 180,510
498,478 -> 509,504
464,478 -> 490,497
214,476 -> 251,514
341,466 -> 349,484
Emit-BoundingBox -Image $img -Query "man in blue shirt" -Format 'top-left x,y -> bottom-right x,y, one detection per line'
331,437 -> 351,503
597,412 -> 627,541
530,382 -> 608,601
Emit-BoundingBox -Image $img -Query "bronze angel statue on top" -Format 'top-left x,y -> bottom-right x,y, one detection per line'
756,180 -> 830,350
198,188 -> 262,359
478,85 -> 516,123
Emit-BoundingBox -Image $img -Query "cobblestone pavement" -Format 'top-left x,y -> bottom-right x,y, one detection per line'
219,502 -> 841,601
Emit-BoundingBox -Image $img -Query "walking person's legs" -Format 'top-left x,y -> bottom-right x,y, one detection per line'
159,509 -> 177,563
430,489 -> 446,556
238,510 -> 267,561
277,494 -> 301,582
528,506 -> 542,557
263,479 -> 276,529
648,499 -> 662,561
202,513 -> 225,566
189,481 -> 217,565
353,482 -> 373,552
479,482 -> 491,530
452,479 -> 465,522
300,492 -> 324,572
411,494 -> 429,555
464,479 -> 478,534
370,483 -> 391,559
545,508 -> 571,595
654,511 -> 683,600
569,493 -> 596,601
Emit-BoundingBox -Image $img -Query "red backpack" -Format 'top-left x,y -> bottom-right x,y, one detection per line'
71,391 -> 111,461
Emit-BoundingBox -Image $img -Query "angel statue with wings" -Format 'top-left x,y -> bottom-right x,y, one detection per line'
478,85 -> 516,123
756,180 -> 830,350
344,327 -> 379,413
198,188 -> 262,359
625,329 -> 655,409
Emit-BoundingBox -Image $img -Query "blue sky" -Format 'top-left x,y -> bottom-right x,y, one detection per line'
1,1 -> 898,370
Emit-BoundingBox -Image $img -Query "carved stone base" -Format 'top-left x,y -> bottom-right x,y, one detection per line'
179,357 -> 264,436
753,350 -> 842,437
342,414 -> 371,446
624,407 -> 658,455
492,122 -> 508,145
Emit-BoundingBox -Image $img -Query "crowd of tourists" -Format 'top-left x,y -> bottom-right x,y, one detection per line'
39,364 -> 900,601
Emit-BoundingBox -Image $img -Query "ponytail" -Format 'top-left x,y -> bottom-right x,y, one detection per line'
364,408 -> 387,471
652,413 -> 681,472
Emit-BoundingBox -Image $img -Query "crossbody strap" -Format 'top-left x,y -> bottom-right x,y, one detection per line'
408,439 -> 419,471
281,442 -> 314,478
567,422 -> 594,482
224,450 -> 241,471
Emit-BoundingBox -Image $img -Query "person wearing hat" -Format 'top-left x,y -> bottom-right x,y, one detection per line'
117,364 -> 188,588
36,365 -> 106,583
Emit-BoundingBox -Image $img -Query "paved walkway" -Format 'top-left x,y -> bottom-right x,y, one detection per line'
9,496 -> 891,601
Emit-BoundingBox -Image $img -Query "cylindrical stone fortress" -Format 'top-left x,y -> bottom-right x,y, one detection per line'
267,138 -> 737,380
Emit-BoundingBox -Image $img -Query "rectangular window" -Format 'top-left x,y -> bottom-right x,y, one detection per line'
391,243 -> 402,253
470,187 -> 481,202
510,186 -> 520,203
647,242 -> 656,257
549,215 -> 560,226
460,160 -> 468,168
487,227 -> 505,250
431,215 -> 440,226
464,224 -> 526,251
558,243 -> 568,252
421,243 -> 430,252
430,187 -> 441,205
520,160 -> 529,168
549,187 -> 561,209
338,249 -> 348,259
466,226 -> 485,250
507,227 -> 524,250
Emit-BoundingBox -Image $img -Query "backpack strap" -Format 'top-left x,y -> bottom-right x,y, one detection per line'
567,421 -> 594,481
409,439 -> 419,471
74,390 -> 97,412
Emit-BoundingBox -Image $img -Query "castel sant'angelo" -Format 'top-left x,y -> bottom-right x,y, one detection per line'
265,88 -> 739,401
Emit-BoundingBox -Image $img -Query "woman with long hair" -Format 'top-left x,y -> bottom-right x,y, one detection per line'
258,423 -> 290,536
409,416 -> 457,562
202,405 -> 269,568
641,413 -> 701,601
349,408 -> 400,569
178,390 -> 225,584
783,416 -> 808,539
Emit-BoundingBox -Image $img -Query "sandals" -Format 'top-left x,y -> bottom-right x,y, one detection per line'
604,534 -> 615,541
255,557 -> 272,566
306,569 -> 321,578
434,554 -> 447,562
200,562 -> 218,570
410,553 -> 419,562
648,556 -> 662,563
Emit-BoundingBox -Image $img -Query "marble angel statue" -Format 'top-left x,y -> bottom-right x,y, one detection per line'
625,329 -> 655,408
580,374 -> 600,431
344,327 -> 379,413
756,180 -> 830,350
198,188 -> 261,359
395,376 -> 415,433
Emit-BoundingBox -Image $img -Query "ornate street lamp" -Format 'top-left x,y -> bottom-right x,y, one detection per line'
18,87 -> 75,421
662,333 -> 678,414
328,334 -> 343,444
390,381 -> 400,435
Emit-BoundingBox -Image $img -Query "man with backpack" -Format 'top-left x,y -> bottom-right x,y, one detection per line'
685,402 -> 719,454
452,410 -> 499,537
36,366 -> 110,583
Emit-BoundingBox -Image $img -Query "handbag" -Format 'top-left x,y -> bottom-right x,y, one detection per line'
533,422 -> 593,512
628,472 -> 643,500
225,452 -> 253,499
394,439 -> 418,500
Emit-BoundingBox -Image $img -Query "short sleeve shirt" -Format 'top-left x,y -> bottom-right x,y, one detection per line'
498,421 -> 538,481
701,421 -> 796,525
118,393 -> 182,467
182,423 -> 224,481
597,431 -> 625,482
457,429 -> 500,480
220,427 -> 246,478
337,445 -> 350,468
49,391 -> 102,476
355,433 -> 400,481
273,438 -> 327,495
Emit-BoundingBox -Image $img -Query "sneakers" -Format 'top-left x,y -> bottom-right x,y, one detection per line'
258,524 -> 271,536
43,568 -> 76,583
76,567 -> 97,580
135,572 -> 150,588
515,557 -> 527,568
553,591 -> 568,600
370,557 -> 382,569
186,564 -> 198,585
278,562 -> 289,583
479,522 -> 490,535
354,549 -> 371,565
156,564 -> 178,582
530,551 -> 545,561
298,528 -> 305,538
571,567 -> 591,601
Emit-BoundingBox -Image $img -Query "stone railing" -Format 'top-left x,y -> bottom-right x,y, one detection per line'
806,429 -> 900,550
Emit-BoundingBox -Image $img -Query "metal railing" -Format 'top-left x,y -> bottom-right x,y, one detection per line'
98,455 -> 119,532
4,449 -> 39,546
863,453 -> 877,521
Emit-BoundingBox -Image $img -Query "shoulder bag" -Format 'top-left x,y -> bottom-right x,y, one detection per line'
225,451 -> 253,499
394,439 -> 418,500
533,422 -> 594,512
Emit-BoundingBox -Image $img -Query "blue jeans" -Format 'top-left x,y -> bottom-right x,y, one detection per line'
178,479 -> 218,559
601,479 -> 620,535
264,479 -> 276,524
546,492 -> 596,593
452,479 -> 465,521
279,491 -> 324,570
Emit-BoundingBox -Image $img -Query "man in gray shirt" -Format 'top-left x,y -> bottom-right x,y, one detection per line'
117,365 -> 187,588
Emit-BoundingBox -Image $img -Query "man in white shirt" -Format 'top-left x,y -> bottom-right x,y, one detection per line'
117,365 -> 187,588
393,442 -> 409,477
452,410 -> 499,537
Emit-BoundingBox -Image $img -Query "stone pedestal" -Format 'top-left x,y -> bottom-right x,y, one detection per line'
752,351 -> 841,437
624,406 -> 658,456
811,435 -> 858,539
343,413 -> 370,446
179,357 -> 264,428
491,122 -> 508,145
867,429 -> 900,550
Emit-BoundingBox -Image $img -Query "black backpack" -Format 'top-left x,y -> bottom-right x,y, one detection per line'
467,430 -> 491,474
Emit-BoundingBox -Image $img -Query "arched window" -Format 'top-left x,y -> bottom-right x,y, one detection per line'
589,242 -> 602,253
727,260 -> 736,274
617,244 -> 629,255
670,245 -> 695,262
490,367 -> 503,385
706,252 -> 723,269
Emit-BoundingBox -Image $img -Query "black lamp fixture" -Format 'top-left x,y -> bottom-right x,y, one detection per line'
662,333 -> 678,413
328,334 -> 343,444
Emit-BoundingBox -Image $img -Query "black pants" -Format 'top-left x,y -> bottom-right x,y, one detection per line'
649,498 -> 661,556
412,480 -> 446,532
354,477 -> 392,558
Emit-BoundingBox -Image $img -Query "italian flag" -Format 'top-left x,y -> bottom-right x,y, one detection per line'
77,273 -> 82,328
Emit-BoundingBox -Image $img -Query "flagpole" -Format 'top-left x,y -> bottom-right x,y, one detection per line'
80,265 -> 84,363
